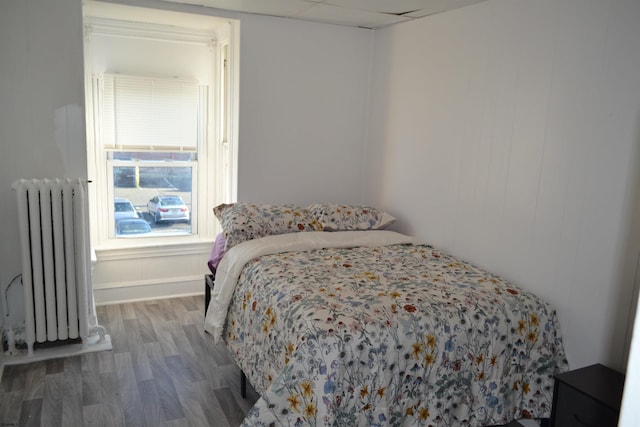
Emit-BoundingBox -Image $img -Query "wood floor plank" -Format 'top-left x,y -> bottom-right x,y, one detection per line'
61,356 -> 83,426
167,296 -> 193,316
135,301 -> 157,321
114,352 -> 138,391
114,352 -> 143,427
166,319 -> 196,358
22,361 -> 46,401
64,355 -> 82,375
138,378 -> 163,427
123,319 -> 153,382
61,388 -> 84,427
161,418 -> 191,427
178,302 -> 202,327
152,320 -> 180,357
137,315 -> 159,344
210,364 -> 260,414
145,342 -> 185,422
0,295 -> 259,427
99,371 -> 127,426
164,354 -> 201,384
0,363 -> 25,392
118,386 -> 143,427
193,380 -> 235,427
97,345 -> 116,374
81,351 -> 100,374
120,301 -> 137,320
83,402 -> 116,427
0,390 -> 25,425
157,299 -> 179,321
182,323 -> 233,369
18,398 -> 42,427
81,370 -> 103,406
173,351 -> 207,387
45,357 -> 65,374
41,372 -> 65,426
180,295 -> 199,311
214,387 -> 247,427
63,356 -> 82,395
171,380 -> 221,427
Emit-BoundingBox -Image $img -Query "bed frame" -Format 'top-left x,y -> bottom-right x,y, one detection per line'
205,273 -> 248,398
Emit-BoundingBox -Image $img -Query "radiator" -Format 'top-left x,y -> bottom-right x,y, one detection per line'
13,178 -> 106,355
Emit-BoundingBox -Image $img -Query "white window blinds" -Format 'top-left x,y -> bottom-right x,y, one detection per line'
102,74 -> 200,151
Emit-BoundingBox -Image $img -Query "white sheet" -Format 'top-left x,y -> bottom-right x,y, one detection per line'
204,230 -> 416,342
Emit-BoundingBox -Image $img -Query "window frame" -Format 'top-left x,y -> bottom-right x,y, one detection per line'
83,14 -> 238,253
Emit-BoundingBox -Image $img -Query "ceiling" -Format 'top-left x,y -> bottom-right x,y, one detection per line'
161,0 -> 488,29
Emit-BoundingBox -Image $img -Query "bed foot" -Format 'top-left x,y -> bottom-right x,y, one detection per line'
240,370 -> 247,398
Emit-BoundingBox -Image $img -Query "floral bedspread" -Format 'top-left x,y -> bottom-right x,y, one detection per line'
222,239 -> 568,426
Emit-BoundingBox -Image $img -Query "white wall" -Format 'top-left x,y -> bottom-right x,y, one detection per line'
87,5 -> 372,303
5,0 -> 638,379
366,0 -> 640,370
237,14 -> 372,205
0,0 -> 87,328
0,0 -> 373,318
100,0 -> 373,207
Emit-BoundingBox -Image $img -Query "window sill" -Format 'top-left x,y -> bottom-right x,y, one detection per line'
94,236 -> 214,261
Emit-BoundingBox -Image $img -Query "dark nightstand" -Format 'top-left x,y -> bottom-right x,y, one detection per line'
550,363 -> 625,427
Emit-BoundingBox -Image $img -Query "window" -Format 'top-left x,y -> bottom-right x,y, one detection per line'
83,7 -> 237,249
101,74 -> 202,238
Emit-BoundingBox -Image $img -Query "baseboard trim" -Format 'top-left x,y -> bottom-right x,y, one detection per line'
93,277 -> 203,305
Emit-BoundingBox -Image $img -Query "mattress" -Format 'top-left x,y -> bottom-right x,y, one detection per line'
205,231 -> 568,426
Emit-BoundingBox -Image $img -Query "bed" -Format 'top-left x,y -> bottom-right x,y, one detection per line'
204,203 -> 568,427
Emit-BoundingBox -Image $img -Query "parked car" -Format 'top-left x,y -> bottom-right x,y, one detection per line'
116,218 -> 152,237
114,198 -> 139,221
147,195 -> 190,224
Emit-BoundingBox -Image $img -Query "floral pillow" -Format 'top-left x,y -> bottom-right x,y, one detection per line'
213,202 -> 322,249
307,203 -> 395,231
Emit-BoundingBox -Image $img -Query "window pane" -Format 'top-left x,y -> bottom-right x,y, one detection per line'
113,163 -> 193,237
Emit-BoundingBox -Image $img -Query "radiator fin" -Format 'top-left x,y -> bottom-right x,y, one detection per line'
13,178 -> 97,355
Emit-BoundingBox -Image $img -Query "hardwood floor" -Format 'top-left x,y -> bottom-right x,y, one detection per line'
0,295 -> 259,427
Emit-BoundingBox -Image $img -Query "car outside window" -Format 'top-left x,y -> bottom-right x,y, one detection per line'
111,159 -> 194,237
